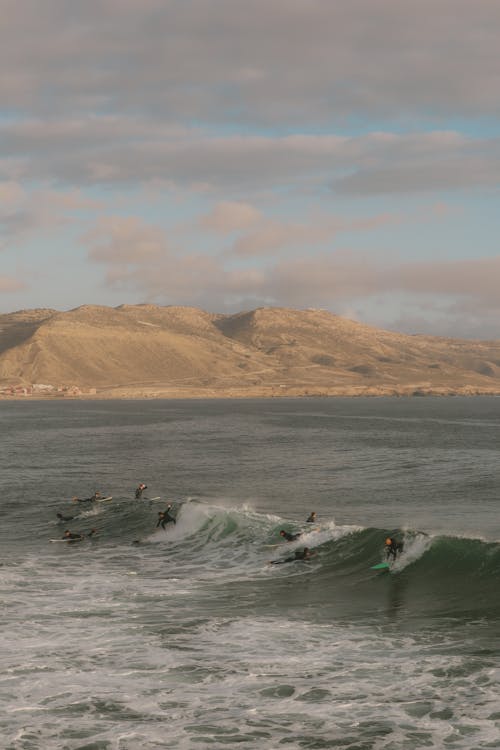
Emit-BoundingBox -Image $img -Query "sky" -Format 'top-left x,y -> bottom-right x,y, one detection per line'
1,0 -> 500,338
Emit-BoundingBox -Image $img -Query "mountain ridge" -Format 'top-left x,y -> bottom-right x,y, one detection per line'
1,304 -> 499,398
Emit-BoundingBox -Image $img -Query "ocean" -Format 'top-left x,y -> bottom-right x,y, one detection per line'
1,397 -> 499,749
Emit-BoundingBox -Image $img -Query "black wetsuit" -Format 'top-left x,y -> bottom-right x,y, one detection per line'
306,514 -> 316,523
280,531 -> 301,542
64,532 -> 83,542
57,513 -> 74,522
157,509 -> 176,529
75,493 -> 101,503
385,538 -> 404,561
271,548 -> 312,565
135,485 -> 147,499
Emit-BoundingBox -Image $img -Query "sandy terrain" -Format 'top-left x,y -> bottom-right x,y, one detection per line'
1,304 -> 500,398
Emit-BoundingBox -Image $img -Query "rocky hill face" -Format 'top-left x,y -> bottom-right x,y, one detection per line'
1,304 -> 500,397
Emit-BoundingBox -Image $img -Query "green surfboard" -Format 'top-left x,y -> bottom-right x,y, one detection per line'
370,561 -> 390,571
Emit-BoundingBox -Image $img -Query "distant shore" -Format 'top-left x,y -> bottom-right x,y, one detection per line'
2,384 -> 500,401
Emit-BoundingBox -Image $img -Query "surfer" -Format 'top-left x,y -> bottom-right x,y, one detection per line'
63,530 -> 83,542
270,547 -> 314,565
306,512 -> 317,523
135,483 -> 147,499
72,491 -> 102,503
56,512 -> 74,522
279,529 -> 302,542
385,537 -> 404,561
62,528 -> 97,542
63,528 -> 97,541
156,505 -> 176,530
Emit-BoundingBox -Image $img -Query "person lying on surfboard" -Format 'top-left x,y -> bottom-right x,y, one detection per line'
306,512 -> 317,523
279,529 -> 302,542
269,547 -> 315,565
72,491 -> 102,503
57,512 -> 75,522
385,537 -> 404,561
62,528 -> 97,542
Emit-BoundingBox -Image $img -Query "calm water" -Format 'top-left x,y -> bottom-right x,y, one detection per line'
1,397 -> 499,749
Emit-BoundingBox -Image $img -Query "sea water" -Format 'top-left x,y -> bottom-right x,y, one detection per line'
0,397 -> 499,749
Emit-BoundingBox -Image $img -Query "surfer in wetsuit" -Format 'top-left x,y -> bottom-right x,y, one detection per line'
63,528 -> 97,542
135,483 -> 147,499
270,547 -> 314,565
63,530 -> 83,542
72,491 -> 102,503
385,537 -> 404,561
156,504 -> 176,530
279,529 -> 302,542
306,512 -> 317,523
57,512 -> 74,522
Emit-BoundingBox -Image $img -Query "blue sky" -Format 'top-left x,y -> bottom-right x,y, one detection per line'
1,0 -> 499,337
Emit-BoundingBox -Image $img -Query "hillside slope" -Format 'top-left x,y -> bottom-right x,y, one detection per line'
1,305 -> 500,397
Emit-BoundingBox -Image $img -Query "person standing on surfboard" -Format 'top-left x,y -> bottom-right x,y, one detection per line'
156,504 -> 176,529
385,537 -> 404,561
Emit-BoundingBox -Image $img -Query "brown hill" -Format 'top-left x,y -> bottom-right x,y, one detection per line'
1,304 -> 500,397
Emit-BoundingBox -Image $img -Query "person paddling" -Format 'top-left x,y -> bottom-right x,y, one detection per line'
72,491 -> 102,503
62,528 -> 97,542
57,512 -> 74,522
269,547 -> 315,565
279,529 -> 302,542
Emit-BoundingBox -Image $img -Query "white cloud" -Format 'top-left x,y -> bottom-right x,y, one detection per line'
83,213 -> 500,335
85,216 -> 167,264
0,275 -> 25,293
3,118 -> 499,196
200,201 -> 262,233
0,182 -> 101,249
1,1 -> 500,123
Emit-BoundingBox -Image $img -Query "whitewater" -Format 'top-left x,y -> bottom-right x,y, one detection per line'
0,397 -> 499,749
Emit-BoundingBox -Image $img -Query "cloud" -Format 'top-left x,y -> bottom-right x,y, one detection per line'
1,1 -> 500,123
3,117 -> 499,196
200,201 -> 262,233
85,216 -> 167,264
84,214 -> 500,328
0,275 -> 26,293
0,182 -> 101,248
230,212 -> 397,258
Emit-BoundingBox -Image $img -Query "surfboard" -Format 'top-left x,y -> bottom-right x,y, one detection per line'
49,538 -> 83,543
95,496 -> 113,503
370,561 -> 390,571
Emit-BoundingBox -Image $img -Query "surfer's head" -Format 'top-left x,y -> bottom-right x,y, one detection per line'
385,537 -> 392,546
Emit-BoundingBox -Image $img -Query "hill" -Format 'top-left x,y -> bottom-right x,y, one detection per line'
1,304 -> 500,398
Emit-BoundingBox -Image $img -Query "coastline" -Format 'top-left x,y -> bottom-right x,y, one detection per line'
2,383 -> 500,400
